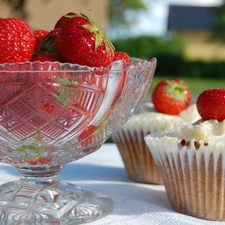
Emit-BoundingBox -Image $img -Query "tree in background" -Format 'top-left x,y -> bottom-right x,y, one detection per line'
109,0 -> 147,28
108,0 -> 147,39
211,1 -> 225,43
1,0 -> 27,19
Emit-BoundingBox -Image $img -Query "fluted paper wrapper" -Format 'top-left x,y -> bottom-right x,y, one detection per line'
145,134 -> 225,221
112,116 -> 186,184
112,130 -> 162,184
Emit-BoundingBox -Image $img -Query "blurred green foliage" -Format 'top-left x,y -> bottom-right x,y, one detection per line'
180,60 -> 225,78
112,35 -> 225,78
211,2 -> 225,43
113,35 -> 185,59
109,0 -> 147,28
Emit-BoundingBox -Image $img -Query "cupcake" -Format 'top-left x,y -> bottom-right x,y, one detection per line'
144,88 -> 225,221
112,78 -> 201,184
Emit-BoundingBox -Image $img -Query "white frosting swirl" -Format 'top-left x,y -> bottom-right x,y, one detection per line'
173,119 -> 225,143
122,102 -> 201,133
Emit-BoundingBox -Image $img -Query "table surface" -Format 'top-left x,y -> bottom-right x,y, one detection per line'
0,143 -> 224,225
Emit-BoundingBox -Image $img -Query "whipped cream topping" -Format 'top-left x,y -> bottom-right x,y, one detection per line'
172,119 -> 225,144
122,102 -> 201,133
179,103 -> 201,124
136,102 -> 200,123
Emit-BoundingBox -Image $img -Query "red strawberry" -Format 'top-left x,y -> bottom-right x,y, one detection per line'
113,51 -> 130,66
55,13 -> 115,67
31,54 -> 58,62
24,159 -> 38,166
41,102 -> 55,114
32,28 -> 61,62
38,156 -> 53,164
33,29 -> 48,54
78,125 -> 98,141
152,78 -> 192,115
33,28 -> 61,60
196,88 -> 225,121
25,156 -> 52,165
54,12 -> 77,29
0,17 -> 35,63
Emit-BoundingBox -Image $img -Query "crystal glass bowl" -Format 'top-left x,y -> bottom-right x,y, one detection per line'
0,58 -> 156,224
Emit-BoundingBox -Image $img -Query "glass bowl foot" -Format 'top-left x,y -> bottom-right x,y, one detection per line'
0,177 -> 113,224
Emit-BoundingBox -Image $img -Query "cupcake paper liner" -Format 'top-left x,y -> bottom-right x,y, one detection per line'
113,129 -> 162,184
145,134 -> 225,221
112,115 -> 187,184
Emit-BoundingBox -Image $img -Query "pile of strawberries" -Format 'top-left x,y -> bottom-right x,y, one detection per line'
0,12 -> 130,67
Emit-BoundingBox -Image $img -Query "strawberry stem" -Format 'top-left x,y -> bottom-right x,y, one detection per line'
81,14 -> 115,53
165,80 -> 188,103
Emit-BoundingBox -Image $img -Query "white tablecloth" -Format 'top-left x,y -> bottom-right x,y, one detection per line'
0,143 -> 224,225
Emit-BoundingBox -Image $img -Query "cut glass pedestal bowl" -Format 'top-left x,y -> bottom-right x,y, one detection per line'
0,58 -> 156,224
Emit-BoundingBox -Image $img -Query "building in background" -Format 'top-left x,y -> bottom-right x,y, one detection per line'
0,0 -> 109,33
168,5 -> 225,61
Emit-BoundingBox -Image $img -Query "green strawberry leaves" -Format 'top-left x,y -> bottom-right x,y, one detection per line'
56,76 -> 77,106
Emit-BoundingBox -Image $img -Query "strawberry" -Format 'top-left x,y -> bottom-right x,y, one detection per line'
31,54 -> 58,62
196,88 -> 225,121
113,51 -> 130,66
54,12 -> 77,29
41,102 -> 55,114
0,17 -> 35,63
152,78 -> 192,115
37,156 -> 53,164
32,28 -> 61,61
24,156 -> 53,165
17,145 -> 52,165
55,13 -> 115,67
78,125 -> 98,141
33,29 -> 48,54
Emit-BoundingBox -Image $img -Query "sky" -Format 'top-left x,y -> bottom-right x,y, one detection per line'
124,0 -> 224,38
